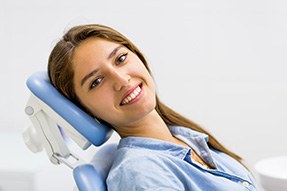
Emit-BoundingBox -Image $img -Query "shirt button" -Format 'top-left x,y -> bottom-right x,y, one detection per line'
242,181 -> 249,187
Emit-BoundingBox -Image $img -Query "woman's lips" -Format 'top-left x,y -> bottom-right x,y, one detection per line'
121,83 -> 143,105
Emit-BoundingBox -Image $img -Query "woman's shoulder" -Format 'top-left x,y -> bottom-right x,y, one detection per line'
107,147 -> 182,191
111,146 -> 160,167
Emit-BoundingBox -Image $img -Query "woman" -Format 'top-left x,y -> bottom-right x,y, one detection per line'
48,24 -> 259,190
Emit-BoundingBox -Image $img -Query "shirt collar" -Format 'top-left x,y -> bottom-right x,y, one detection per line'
118,126 -> 209,160
169,126 -> 209,154
170,126 -> 217,168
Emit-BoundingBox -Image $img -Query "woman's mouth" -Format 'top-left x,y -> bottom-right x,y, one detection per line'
121,84 -> 143,105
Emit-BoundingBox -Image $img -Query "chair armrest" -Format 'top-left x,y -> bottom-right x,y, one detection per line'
73,143 -> 118,191
73,164 -> 107,191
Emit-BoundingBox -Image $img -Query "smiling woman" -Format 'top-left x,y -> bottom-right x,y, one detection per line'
71,38 -> 156,129
48,24 -> 260,191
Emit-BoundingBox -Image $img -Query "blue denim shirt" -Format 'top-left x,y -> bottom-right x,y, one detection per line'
107,126 -> 259,191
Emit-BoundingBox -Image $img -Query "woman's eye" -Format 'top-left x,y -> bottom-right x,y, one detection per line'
90,77 -> 103,89
116,53 -> 128,65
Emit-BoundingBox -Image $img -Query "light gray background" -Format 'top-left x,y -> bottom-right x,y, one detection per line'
1,0 -> 286,189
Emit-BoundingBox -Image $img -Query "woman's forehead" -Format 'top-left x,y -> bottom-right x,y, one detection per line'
72,38 -> 124,62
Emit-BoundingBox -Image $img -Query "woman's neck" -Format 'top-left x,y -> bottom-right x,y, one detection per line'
115,110 -> 212,168
115,109 -> 175,143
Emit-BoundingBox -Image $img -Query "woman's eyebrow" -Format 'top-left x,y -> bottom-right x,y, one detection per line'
81,69 -> 99,86
108,45 -> 124,60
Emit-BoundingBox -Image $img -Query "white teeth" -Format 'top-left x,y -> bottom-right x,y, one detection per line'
122,86 -> 142,105
131,93 -> 136,99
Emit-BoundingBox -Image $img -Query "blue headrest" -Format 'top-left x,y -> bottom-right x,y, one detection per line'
26,71 -> 113,146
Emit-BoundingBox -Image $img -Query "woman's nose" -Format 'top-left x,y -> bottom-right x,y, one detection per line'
111,69 -> 131,91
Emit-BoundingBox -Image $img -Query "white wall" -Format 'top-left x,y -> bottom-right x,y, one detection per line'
1,0 -> 287,182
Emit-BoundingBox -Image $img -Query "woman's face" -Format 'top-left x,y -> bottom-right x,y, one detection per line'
72,38 -> 156,129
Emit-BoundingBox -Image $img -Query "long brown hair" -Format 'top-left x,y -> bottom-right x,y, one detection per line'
48,24 -> 242,162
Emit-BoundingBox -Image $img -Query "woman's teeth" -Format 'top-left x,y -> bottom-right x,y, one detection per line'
122,86 -> 141,105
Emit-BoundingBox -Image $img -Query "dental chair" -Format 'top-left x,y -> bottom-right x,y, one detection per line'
22,71 -> 117,191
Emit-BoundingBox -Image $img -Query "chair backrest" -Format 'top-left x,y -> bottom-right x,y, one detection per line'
24,71 -> 117,191
26,71 -> 113,147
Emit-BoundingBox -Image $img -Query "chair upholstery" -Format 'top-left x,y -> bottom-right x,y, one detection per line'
74,143 -> 118,191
